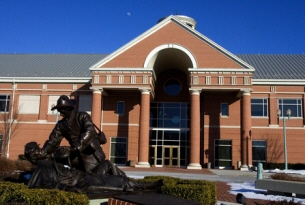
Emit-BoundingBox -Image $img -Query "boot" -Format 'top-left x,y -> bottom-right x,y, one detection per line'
127,179 -> 164,190
143,179 -> 164,190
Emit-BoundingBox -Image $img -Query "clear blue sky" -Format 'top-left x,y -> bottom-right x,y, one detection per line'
1,0 -> 304,54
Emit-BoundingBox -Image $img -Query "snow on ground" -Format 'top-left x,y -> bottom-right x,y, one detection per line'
229,169 -> 305,204
127,169 -> 305,204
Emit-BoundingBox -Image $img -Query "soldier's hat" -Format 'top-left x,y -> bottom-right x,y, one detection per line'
51,95 -> 76,110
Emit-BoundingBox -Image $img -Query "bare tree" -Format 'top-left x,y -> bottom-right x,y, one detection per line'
264,134 -> 284,164
0,101 -> 22,158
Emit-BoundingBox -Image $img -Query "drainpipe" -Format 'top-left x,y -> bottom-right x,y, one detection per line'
6,79 -> 16,159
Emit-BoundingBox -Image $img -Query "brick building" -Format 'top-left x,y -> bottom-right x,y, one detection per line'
1,15 -> 305,170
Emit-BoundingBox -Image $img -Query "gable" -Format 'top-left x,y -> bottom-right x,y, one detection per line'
97,20 -> 245,69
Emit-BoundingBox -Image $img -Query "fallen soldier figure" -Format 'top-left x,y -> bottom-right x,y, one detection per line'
24,142 -> 163,194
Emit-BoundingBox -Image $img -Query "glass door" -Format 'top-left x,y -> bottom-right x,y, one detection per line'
163,146 -> 180,167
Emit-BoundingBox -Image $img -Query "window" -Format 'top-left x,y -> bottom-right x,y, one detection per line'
221,103 -> 228,116
252,140 -> 266,165
0,95 -> 10,112
19,95 -> 40,114
164,79 -> 181,96
79,95 -> 92,113
251,99 -> 268,117
215,140 -> 232,168
150,103 -> 190,128
48,96 -> 60,114
278,99 -> 302,117
110,137 -> 127,165
117,101 -> 125,115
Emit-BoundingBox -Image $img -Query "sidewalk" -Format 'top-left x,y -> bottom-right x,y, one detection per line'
120,167 -> 270,205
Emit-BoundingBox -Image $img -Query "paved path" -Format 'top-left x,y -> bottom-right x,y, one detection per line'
120,167 -> 273,205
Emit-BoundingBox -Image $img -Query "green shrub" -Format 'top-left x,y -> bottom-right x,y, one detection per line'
0,181 -> 89,205
139,176 -> 217,205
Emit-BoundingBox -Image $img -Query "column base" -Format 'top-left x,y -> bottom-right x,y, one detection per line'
187,163 -> 202,169
135,162 -> 151,168
240,165 -> 252,171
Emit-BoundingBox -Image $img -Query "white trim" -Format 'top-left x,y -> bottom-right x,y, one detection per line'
144,44 -> 198,68
189,68 -> 255,72
253,79 -> 305,85
0,77 -> 91,83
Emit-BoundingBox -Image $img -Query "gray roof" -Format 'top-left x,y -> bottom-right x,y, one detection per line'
237,54 -> 305,79
1,54 -> 305,80
0,54 -> 107,78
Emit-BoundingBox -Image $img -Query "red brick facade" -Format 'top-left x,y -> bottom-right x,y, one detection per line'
1,16 -> 305,170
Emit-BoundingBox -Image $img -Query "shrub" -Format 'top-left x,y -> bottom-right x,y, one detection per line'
270,173 -> 305,182
15,160 -> 34,172
0,181 -> 89,205
0,158 -> 17,172
139,175 -> 217,205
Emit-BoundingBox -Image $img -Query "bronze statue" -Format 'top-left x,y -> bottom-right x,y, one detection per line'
24,142 -> 164,193
41,95 -> 107,173
23,95 -> 163,194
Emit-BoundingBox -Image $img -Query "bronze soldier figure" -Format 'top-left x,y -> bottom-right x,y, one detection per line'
41,95 -> 113,174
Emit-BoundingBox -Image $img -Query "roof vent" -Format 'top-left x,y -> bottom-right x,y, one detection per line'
157,15 -> 197,29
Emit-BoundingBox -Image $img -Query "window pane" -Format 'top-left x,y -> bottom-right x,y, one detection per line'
251,98 -> 268,117
0,95 -> 10,112
117,101 -> 125,115
278,99 -> 302,117
110,137 -> 127,165
252,140 -> 266,162
79,95 -> 92,113
221,103 -> 228,116
164,79 -> 181,96
252,141 -> 266,146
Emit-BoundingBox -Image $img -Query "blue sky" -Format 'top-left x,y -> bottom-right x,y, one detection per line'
1,0 -> 304,54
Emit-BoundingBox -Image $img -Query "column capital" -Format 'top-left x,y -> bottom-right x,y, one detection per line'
139,88 -> 151,94
240,88 -> 252,96
189,89 -> 201,95
90,87 -> 103,94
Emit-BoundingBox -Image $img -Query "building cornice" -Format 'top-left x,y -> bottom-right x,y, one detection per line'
0,77 -> 91,83
253,79 -> 305,85
189,68 -> 255,73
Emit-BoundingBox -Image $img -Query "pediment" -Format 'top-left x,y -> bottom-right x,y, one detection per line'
90,15 -> 254,71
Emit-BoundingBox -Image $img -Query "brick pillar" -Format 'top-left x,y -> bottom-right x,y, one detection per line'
241,89 -> 252,170
135,89 -> 151,168
91,89 -> 102,128
38,94 -> 48,122
187,89 -> 202,169
269,93 -> 278,126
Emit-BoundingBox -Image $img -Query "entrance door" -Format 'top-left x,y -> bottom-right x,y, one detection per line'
163,146 -> 179,167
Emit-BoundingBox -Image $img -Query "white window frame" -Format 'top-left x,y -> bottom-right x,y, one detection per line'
19,95 -> 40,114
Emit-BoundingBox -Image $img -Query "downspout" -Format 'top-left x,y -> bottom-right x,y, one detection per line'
6,79 -> 16,159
